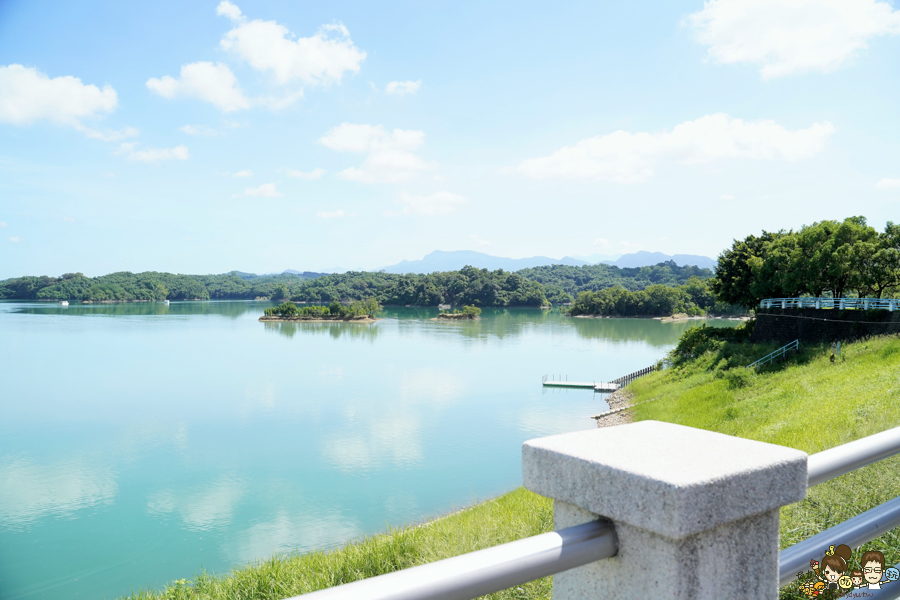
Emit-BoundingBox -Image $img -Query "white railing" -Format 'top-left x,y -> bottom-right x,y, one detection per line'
284,424 -> 900,600
760,297 -> 898,311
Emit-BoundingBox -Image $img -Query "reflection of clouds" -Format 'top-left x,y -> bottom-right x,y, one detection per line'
225,510 -> 362,563
399,368 -> 464,408
323,414 -> 423,473
0,457 -> 118,530
517,405 -> 598,438
147,474 -> 246,531
245,383 -> 276,409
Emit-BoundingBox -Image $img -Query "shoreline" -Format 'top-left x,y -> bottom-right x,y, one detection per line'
571,314 -> 750,321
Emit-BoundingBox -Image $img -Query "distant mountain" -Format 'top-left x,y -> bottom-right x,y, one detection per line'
231,270 -> 327,280
570,253 -> 623,264
381,250 -> 588,274
281,270 -> 328,278
606,251 -> 716,270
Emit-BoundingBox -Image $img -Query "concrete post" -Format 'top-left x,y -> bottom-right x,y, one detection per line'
781,299 -> 787,309
523,421 -> 807,600
890,300 -> 895,312
864,298 -> 870,310
839,298 -> 846,310
815,298 -> 821,309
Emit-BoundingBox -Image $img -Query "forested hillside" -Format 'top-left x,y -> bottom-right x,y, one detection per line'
518,261 -> 713,304
0,271 -> 320,302
1,261 -> 726,308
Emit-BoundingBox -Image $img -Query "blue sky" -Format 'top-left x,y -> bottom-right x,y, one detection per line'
1,0 -> 899,277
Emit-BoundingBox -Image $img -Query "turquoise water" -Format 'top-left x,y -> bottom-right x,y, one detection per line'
0,301 -> 739,599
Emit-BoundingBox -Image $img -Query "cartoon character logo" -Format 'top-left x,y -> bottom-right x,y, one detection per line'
798,544 -> 896,598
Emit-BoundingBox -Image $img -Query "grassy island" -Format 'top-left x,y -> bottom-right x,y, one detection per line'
260,299 -> 380,322
436,305 -> 482,320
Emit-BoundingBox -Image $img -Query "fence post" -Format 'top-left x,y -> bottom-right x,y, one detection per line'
523,421 -> 807,599
839,298 -> 846,310
815,298 -> 821,309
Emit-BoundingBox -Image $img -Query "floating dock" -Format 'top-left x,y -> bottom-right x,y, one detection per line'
542,381 -> 619,393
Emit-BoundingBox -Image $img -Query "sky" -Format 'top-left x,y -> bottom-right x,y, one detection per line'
1,0 -> 899,278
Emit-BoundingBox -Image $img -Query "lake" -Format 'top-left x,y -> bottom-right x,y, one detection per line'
0,301 -> 739,599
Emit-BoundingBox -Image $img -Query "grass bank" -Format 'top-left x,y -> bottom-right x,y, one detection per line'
124,488 -> 553,600
629,332 -> 900,599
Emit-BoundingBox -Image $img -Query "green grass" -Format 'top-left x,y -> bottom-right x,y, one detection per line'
630,333 -> 900,599
129,333 -> 900,600
123,487 -> 553,600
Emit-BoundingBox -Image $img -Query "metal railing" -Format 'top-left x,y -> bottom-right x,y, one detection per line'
779,425 -> 900,587
285,520 -> 617,600
745,339 -> 799,370
761,297 -> 898,311
612,363 -> 659,387
283,425 -> 900,600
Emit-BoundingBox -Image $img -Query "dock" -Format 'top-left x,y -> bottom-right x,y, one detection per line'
542,381 -> 619,393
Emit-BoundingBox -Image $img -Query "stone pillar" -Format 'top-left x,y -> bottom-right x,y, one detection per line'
839,298 -> 846,310
523,421 -> 807,600
816,298 -> 821,309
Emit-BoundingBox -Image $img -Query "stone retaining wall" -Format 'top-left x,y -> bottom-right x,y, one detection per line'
750,307 -> 900,345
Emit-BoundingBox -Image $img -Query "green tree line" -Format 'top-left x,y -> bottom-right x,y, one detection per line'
713,217 -> 900,309
264,298 -> 381,318
1,262 -> 720,308
567,277 -> 744,317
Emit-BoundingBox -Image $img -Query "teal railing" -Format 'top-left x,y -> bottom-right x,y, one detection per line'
746,339 -> 799,370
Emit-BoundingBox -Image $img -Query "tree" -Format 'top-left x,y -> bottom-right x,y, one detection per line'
711,231 -> 785,309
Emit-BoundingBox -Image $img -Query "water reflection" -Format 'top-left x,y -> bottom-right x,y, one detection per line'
0,457 -> 118,530
10,300 -> 274,319
147,474 -> 246,531
226,510 -> 362,562
264,320 -> 382,341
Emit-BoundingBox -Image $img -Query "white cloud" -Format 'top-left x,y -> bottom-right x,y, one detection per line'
9,236 -> 22,243
687,0 -> 900,78
385,80 -> 421,95
320,123 -> 434,183
470,234 -> 490,247
516,113 -> 834,184
317,209 -> 346,218
147,62 -> 250,113
875,178 -> 900,189
0,222 -> 6,227
233,170 -> 253,177
118,143 -> 190,162
216,0 -> 243,22
180,124 -> 218,136
721,194 -> 736,200
620,241 -> 643,253
219,5 -> 365,86
391,191 -> 468,217
287,167 -> 325,180
245,182 -> 281,197
593,237 -> 610,248
0,64 -> 136,141
62,217 -> 75,222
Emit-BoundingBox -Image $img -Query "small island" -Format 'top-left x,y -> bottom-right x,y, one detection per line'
436,305 -> 482,320
260,299 -> 380,323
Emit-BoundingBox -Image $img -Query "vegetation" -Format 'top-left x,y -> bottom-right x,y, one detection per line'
566,277 -> 743,317
264,298 -> 381,318
123,487 -> 553,600
439,305 -> 482,317
2,262 -> 729,309
518,261 -> 713,304
713,216 -> 900,308
0,271 -> 321,302
288,267 -> 550,307
627,329 -> 900,599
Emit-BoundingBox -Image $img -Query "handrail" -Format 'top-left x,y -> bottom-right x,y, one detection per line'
760,297 -> 898,311
745,339 -> 799,370
807,425 -> 900,486
285,520 -> 617,600
283,425 -> 900,600
779,496 -> 900,586
777,425 -> 900,586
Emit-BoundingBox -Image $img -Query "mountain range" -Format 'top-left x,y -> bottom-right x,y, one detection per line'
376,250 -> 716,274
